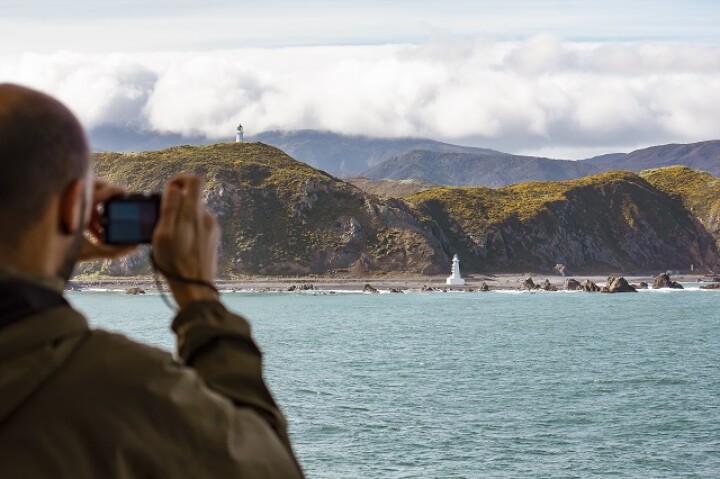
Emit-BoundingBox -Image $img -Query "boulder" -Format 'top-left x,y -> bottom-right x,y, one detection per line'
520,278 -> 537,291
602,275 -> 637,293
125,287 -> 145,295
581,280 -> 601,292
701,283 -> 720,290
638,282 -> 649,289
564,279 -> 582,291
652,273 -> 684,289
389,288 -> 403,293
538,279 -> 558,291
421,285 -> 436,292
363,283 -> 379,294
554,264 -> 569,276
479,282 -> 490,292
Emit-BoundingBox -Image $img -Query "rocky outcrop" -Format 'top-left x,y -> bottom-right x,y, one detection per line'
564,279 -> 582,291
479,282 -> 489,292
581,280 -> 601,292
520,278 -> 537,291
125,287 -> 145,295
638,281 -> 649,289
602,276 -> 637,293
86,145 -> 720,278
538,279 -> 558,291
409,169 -> 720,274
363,284 -> 379,293
652,273 -> 684,289
701,283 -> 720,290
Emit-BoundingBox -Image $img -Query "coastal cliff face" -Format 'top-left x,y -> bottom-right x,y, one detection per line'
86,144 -> 720,276
89,143 -> 448,277
406,170 -> 720,273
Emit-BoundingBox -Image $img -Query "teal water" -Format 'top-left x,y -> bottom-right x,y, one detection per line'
68,289 -> 720,478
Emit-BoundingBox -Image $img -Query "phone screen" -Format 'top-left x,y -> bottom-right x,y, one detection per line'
103,195 -> 161,245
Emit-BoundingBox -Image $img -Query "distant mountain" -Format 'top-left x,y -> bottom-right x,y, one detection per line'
362,150 -> 604,187
89,126 -> 720,186
587,141 -> 720,175
248,130 -> 500,176
363,141 -> 720,187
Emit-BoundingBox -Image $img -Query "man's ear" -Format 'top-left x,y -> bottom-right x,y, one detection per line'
59,179 -> 85,235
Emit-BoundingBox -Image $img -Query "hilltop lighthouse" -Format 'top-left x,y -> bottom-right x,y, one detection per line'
235,123 -> 244,143
446,254 -> 466,286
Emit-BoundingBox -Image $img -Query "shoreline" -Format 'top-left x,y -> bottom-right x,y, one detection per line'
67,273 -> 717,293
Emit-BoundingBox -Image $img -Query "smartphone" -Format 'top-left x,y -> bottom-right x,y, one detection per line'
102,194 -> 161,245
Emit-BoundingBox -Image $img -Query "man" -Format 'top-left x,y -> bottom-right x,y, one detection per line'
0,84 -> 304,478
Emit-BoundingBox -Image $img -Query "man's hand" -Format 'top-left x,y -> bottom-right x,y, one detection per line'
78,180 -> 138,262
152,175 -> 220,309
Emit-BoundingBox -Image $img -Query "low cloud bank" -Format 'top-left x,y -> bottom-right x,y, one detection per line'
3,35 -> 719,157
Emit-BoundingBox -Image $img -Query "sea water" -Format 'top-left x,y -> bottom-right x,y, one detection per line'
68,289 -> 720,478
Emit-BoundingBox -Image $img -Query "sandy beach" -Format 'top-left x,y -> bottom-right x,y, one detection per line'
67,273 -> 715,293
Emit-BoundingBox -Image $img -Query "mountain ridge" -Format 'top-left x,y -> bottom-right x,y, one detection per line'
86,143 -> 720,276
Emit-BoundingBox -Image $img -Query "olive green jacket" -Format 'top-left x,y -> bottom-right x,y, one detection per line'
0,273 -> 304,478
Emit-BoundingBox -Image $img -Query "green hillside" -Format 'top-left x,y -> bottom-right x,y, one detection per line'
406,170 -> 720,273
88,144 -> 720,276
91,143 -> 448,277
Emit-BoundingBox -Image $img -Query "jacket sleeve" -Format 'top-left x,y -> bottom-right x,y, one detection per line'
171,300 -> 303,475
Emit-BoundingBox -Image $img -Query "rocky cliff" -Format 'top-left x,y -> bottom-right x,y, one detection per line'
87,144 -> 720,276
405,170 -> 720,273
89,143 -> 448,277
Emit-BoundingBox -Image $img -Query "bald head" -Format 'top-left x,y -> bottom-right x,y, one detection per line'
0,84 -> 90,247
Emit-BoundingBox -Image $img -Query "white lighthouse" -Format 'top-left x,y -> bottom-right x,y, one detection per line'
235,123 -> 244,143
446,254 -> 466,286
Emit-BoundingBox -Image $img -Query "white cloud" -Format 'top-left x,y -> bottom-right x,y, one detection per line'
2,36 -> 720,157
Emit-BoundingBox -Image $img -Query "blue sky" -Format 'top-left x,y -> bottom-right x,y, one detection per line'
1,0 -> 719,157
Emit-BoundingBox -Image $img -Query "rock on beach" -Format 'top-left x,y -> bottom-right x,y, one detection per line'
602,275 -> 637,293
652,273 -> 684,289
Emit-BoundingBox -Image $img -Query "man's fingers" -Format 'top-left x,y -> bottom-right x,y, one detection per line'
179,175 -> 203,221
158,183 -> 182,233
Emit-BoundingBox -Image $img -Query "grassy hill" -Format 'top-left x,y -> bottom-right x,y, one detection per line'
91,143 -> 448,277
406,169 -> 720,273
88,143 -> 720,276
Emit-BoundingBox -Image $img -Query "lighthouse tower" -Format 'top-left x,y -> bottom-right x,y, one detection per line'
235,123 -> 244,143
446,254 -> 466,286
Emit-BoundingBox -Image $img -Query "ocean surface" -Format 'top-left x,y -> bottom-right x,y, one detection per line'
68,288 -> 720,478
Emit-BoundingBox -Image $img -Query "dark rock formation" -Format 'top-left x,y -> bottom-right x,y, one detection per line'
602,275 -> 637,293
538,279 -> 558,291
638,281 -> 649,289
701,283 -> 720,290
125,287 -> 145,295
479,282 -> 489,292
554,264 -> 569,276
520,278 -> 537,291
652,273 -> 684,289
581,280 -> 601,292
363,284 -> 379,293
564,279 -> 582,291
